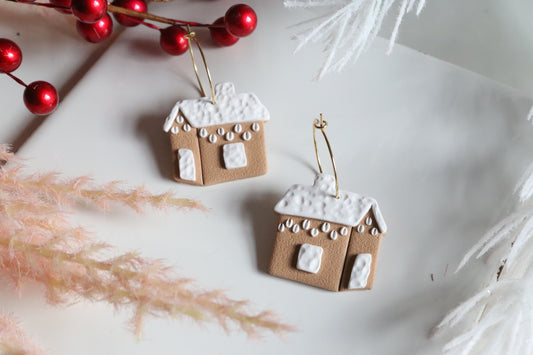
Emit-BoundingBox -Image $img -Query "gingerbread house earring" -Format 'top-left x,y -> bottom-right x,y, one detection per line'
269,114 -> 388,291
163,28 -> 270,186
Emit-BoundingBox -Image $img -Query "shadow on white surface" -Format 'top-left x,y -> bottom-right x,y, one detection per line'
242,191 -> 283,274
136,112 -> 175,180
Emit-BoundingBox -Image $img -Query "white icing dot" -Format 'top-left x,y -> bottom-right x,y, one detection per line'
199,128 -> 207,138
278,223 -> 285,232
183,123 -> 191,132
330,230 -> 338,240
243,131 -> 251,141
252,122 -> 260,132
302,219 -> 311,230
310,228 -> 319,237
208,134 -> 217,143
234,124 -> 242,133
176,116 -> 184,124
217,127 -> 225,136
225,132 -> 234,141
285,219 -> 294,228
340,227 -> 348,236
371,228 -> 378,236
357,225 -> 364,233
366,217 -> 373,225
292,224 -> 300,233
171,126 -> 179,134
321,222 -> 330,233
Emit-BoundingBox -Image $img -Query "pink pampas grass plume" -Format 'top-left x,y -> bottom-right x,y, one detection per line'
0,144 -> 293,352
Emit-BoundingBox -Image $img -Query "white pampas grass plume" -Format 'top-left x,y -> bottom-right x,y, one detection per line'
528,105 -> 533,124
434,163 -> 533,354
285,0 -> 426,78
516,161 -> 533,203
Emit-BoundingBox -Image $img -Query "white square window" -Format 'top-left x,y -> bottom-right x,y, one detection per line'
296,244 -> 323,274
223,142 -> 247,169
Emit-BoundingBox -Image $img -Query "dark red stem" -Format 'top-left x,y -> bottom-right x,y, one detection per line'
4,72 -> 28,87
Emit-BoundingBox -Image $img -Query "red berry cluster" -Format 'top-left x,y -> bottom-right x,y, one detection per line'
0,39 -> 58,116
63,0 -> 257,53
160,4 -> 257,55
5,2 -> 257,114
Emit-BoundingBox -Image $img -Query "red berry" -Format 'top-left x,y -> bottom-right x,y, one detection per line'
23,81 -> 59,116
112,0 -> 147,26
224,4 -> 257,37
76,13 -> 113,43
71,0 -> 107,23
209,17 -> 239,47
0,39 -> 22,73
50,0 -> 72,14
159,26 -> 189,55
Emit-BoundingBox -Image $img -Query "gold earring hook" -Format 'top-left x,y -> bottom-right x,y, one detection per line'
313,113 -> 340,199
185,25 -> 216,105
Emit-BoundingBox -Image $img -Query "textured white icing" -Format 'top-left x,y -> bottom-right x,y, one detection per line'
310,228 -> 319,237
178,149 -> 195,181
330,230 -> 338,240
171,126 -> 179,134
234,124 -> 242,133
297,244 -> 323,274
371,228 -> 378,236
183,123 -> 191,132
223,143 -> 247,169
199,128 -> 207,138
243,131 -> 251,141
292,224 -> 300,233
217,127 -> 225,136
357,225 -> 364,233
302,219 -> 311,230
176,116 -> 184,124
166,83 -> 270,129
278,223 -> 285,232
163,115 -> 175,132
209,134 -> 217,143
366,217 -> 372,225
225,132 -> 234,141
285,218 -> 294,228
348,254 -> 372,289
252,122 -> 260,132
321,222 -> 330,233
274,174 -> 387,232
340,227 -> 348,236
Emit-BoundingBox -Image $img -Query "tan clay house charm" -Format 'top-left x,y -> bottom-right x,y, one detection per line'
269,116 -> 387,291
163,82 -> 270,185
269,174 -> 388,291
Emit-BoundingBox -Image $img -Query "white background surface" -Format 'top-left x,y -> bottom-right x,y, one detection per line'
2,1 -> 533,354
389,0 -> 533,96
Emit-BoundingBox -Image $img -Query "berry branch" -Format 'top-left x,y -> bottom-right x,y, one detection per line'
0,38 -> 59,115
1,1 -> 258,114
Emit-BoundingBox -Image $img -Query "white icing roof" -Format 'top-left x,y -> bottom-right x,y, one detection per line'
274,174 -> 387,233
163,82 -> 270,130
